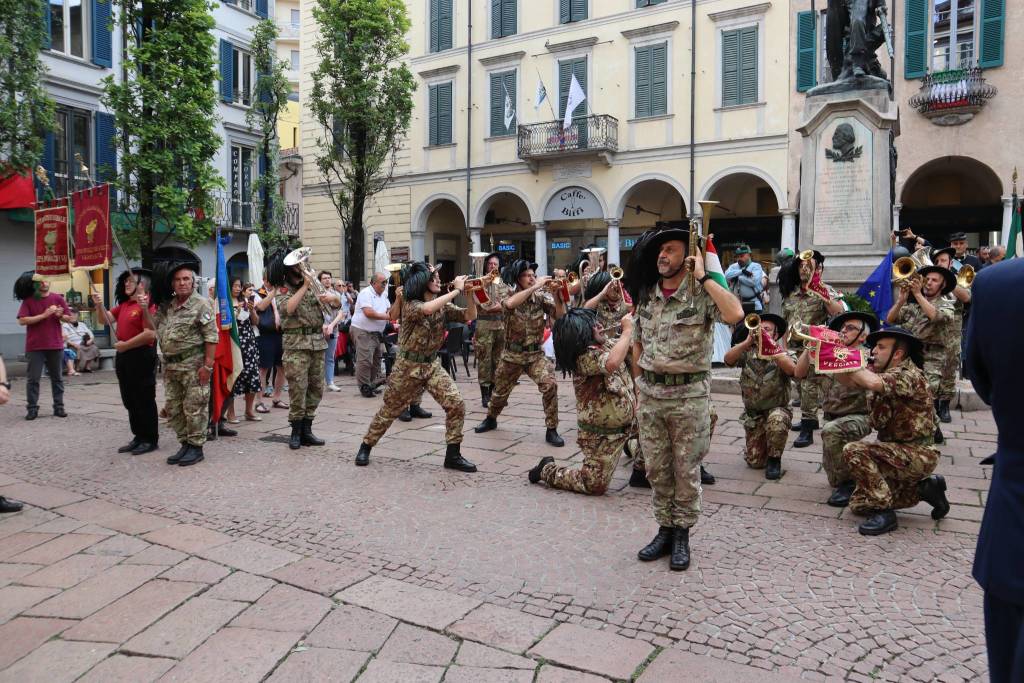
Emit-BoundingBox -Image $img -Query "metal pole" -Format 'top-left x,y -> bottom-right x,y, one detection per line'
465,1 -> 473,259
689,0 -> 696,217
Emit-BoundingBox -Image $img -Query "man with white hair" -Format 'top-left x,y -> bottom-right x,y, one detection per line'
350,272 -> 393,398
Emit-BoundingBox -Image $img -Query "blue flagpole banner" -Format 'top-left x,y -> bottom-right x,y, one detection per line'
857,249 -> 894,323
215,230 -> 234,330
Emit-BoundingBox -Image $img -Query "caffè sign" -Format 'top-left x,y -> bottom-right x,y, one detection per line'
543,186 -> 603,221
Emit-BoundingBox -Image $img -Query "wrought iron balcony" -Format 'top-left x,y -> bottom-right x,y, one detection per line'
908,65 -> 997,126
517,114 -> 618,171
207,189 -> 300,237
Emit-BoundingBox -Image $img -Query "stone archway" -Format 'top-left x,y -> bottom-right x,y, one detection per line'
612,177 -> 688,266
413,196 -> 469,282
700,171 -> 785,266
900,156 -> 1003,247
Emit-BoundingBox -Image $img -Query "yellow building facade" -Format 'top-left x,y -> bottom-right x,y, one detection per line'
301,0 -> 797,282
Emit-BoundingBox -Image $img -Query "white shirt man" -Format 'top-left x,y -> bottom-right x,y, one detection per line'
350,273 -> 392,396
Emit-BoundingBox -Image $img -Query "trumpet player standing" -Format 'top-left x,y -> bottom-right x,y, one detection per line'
885,263 -> 956,443
582,270 -> 630,334
473,252 -> 510,408
931,247 -> 971,424
724,314 -> 796,481
474,260 -> 566,446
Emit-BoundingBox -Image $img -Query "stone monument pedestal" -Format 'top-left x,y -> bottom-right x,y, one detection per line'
796,86 -> 899,291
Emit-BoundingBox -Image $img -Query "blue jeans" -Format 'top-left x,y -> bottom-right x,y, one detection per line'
324,334 -> 338,385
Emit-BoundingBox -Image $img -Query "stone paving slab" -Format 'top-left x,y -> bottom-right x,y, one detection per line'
535,665 -> 611,682
230,583 -> 333,633
268,557 -> 371,595
18,552 -> 122,589
0,639 -> 116,683
122,596 -> 247,659
159,557 -> 232,584
357,659 -> 445,683
0,616 -> 75,670
9,532 -> 106,564
337,575 -> 482,630
156,627 -> 303,683
376,622 -> 459,666
24,563 -> 164,619
0,585 -> 61,624
0,482 -> 87,510
528,623 -> 655,680
141,524 -> 233,554
638,649 -> 805,682
0,532 -> 59,561
306,603 -> 398,652
76,654 -> 176,683
443,666 -> 535,683
197,538 -> 301,575
266,647 -> 369,683
203,571 -> 275,602
62,579 -> 203,643
448,602 -> 556,652
455,641 -> 537,669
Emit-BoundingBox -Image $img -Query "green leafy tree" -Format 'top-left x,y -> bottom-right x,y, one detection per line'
0,0 -> 55,180
309,0 -> 415,284
102,0 -> 222,264
246,18 -> 292,250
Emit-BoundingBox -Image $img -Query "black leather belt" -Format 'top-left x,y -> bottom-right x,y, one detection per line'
477,314 -> 503,321
641,370 -> 709,386
579,422 -> 628,435
163,345 -> 203,364
506,342 -> 541,353
283,325 -> 321,335
399,349 -> 437,364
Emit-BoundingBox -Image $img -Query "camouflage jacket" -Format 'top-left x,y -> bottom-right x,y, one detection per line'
594,297 -> 629,340
896,295 -> 955,346
632,283 -> 721,399
737,348 -> 795,412
277,285 -> 328,352
782,289 -> 831,350
867,360 -> 937,444
155,293 -> 219,370
822,348 -> 870,416
501,290 -> 555,363
574,343 -> 635,429
399,299 -> 466,358
475,279 -> 511,331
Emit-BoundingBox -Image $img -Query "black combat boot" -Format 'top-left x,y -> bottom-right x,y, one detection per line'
443,443 -> 477,472
288,421 -> 302,450
793,419 -> 815,448
700,465 -> 716,485
481,385 -> 491,408
355,443 -> 371,466
0,497 -> 24,513
934,425 -> 944,444
166,443 -> 189,465
130,441 -> 158,455
177,445 -> 205,467
827,481 -> 855,507
409,404 -> 432,419
209,421 -> 237,438
629,468 -> 651,488
545,428 -> 564,447
301,419 -> 325,446
360,384 -> 375,398
528,456 -> 555,484
398,407 -> 412,422
765,457 -> 782,480
669,527 -> 691,571
858,510 -> 898,536
474,416 -> 497,433
917,474 -> 951,520
937,399 -> 952,424
637,526 -> 674,562
118,438 -> 141,454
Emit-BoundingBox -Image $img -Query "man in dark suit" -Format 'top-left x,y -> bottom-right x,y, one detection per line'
965,258 -> 1024,683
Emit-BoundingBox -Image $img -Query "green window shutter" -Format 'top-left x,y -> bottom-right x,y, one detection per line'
429,0 -> 439,52
491,0 -> 501,38
978,0 -> 1005,68
722,29 -> 740,106
501,0 -> 516,38
571,0 -> 587,21
437,82 -> 453,145
904,0 -> 927,78
651,42 -> 667,115
504,72 -> 517,133
219,40 -> 234,103
637,0 -> 667,6
42,0 -> 51,50
739,26 -> 758,104
438,0 -> 453,51
559,58 -> 586,119
796,11 -> 816,92
635,46 -> 651,118
428,85 -> 438,145
489,73 -> 503,135
559,0 -> 570,24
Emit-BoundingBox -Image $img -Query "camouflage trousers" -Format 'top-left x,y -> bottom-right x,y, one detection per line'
541,428 -> 630,495
638,393 -> 711,528
939,338 -> 961,401
921,342 -> 948,402
164,365 -> 210,447
363,358 -> 464,446
488,354 -> 558,429
475,327 -> 505,387
795,367 -> 825,422
820,413 -> 872,487
283,348 -> 325,422
633,403 -> 716,474
842,440 -> 939,514
740,406 -> 792,468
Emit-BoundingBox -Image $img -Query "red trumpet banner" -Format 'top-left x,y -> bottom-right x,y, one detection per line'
71,184 -> 112,270
34,203 -> 71,277
803,270 -> 833,302
756,328 -> 787,358
814,342 -> 867,374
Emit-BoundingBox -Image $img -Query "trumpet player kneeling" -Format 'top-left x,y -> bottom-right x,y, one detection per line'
355,263 -> 478,472
529,309 -> 636,495
723,314 -> 796,481
833,328 -> 951,536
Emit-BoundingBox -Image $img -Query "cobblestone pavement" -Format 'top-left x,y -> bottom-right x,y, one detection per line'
0,369 -> 993,681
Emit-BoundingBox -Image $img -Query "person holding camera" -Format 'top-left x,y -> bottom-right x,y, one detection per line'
724,245 -> 767,314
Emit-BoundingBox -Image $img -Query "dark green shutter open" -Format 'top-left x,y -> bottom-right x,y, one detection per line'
739,27 -> 758,104
978,0 -> 1005,68
91,0 -> 112,67
904,0 -> 927,78
635,46 -> 651,118
428,86 -> 438,144
491,0 -> 501,38
430,0 -> 439,52
489,71 -> 516,136
560,0 -> 586,23
796,11 -> 816,92
94,112 -> 117,182
722,29 -> 740,106
437,82 -> 452,144
437,0 -> 453,51
492,0 -> 516,38
219,40 -> 234,103
559,59 -> 587,147
42,0 -> 52,50
637,0 -> 667,6
651,43 -> 667,115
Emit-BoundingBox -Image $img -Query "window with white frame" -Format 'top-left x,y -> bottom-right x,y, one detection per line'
53,107 -> 92,197
232,45 -> 255,105
721,25 -> 758,107
932,0 -> 977,70
230,143 -> 256,228
48,0 -> 88,58
634,42 -> 668,118
290,50 -> 299,70
290,8 -> 299,28
427,82 -> 453,146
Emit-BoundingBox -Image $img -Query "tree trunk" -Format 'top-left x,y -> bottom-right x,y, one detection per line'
348,191 -> 366,286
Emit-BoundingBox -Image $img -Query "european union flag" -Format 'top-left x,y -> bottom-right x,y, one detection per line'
857,250 -> 894,322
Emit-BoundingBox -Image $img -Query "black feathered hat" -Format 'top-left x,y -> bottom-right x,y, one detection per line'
483,252 -> 502,272
931,246 -> 956,265
758,313 -> 789,339
13,271 -> 38,301
917,265 -> 957,295
552,308 -> 598,376
151,260 -> 199,306
502,259 -> 538,288
115,268 -> 153,304
828,310 -> 880,334
584,270 -> 613,301
402,262 -> 435,301
866,326 -> 924,369
622,227 -> 696,308
266,248 -> 289,288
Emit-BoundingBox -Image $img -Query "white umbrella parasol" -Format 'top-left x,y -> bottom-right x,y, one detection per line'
373,239 -> 391,277
247,233 -> 265,287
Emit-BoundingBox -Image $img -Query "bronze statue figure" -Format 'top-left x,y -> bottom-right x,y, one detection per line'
826,0 -> 891,83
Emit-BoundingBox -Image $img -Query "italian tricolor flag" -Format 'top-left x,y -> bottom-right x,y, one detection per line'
704,234 -> 728,289
212,233 -> 243,422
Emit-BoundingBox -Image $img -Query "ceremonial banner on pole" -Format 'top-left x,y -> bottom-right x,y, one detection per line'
756,328 -> 787,359
70,184 -> 112,270
814,342 -> 867,374
34,203 -> 71,277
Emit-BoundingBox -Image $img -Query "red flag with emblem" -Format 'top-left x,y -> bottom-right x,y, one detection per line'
70,184 -> 112,270
34,202 -> 71,277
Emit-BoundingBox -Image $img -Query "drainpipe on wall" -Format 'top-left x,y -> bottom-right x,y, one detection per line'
465,0 -> 473,267
689,0 -> 697,219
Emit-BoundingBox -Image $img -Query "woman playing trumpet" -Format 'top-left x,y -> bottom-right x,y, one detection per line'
472,252 -> 511,408
582,267 -> 630,340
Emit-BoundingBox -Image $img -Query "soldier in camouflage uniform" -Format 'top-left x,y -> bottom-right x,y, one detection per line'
355,263 -> 478,471
474,260 -> 566,446
268,250 -> 336,450
779,251 -> 847,448
528,308 -> 635,495
796,310 -> 878,506
931,248 -> 971,424
724,314 -> 796,481
473,252 -> 510,408
834,327 -> 951,535
885,264 -> 956,443
628,228 -> 744,571
142,262 -> 219,467
582,270 -> 630,338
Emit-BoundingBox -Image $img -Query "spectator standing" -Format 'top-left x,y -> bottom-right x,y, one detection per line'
988,246 -> 1005,265
724,245 -> 767,313
254,275 -> 287,411
319,271 -> 345,392
350,272 -> 392,398
226,279 -> 263,422
977,246 -> 991,269
14,272 -> 73,420
62,310 -> 100,374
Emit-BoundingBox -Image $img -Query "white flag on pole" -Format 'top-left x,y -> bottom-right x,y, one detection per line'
534,79 -> 548,111
503,81 -> 515,130
562,74 -> 585,131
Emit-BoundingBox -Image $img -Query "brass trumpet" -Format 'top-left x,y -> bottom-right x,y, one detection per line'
743,313 -> 761,330
609,266 -> 624,280
892,246 -> 933,284
282,246 -> 333,318
799,249 -> 815,261
956,264 -> 975,289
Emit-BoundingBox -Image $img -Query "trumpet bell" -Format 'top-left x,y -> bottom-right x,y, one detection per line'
743,313 -> 761,331
609,266 -> 624,281
566,271 -> 579,284
283,246 -> 312,267
798,249 -> 815,261
957,264 -> 975,288
892,256 -> 918,282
